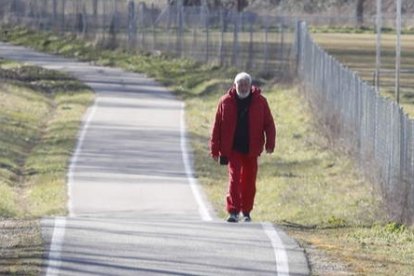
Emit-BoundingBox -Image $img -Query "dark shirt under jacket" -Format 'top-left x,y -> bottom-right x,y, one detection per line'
233,93 -> 252,154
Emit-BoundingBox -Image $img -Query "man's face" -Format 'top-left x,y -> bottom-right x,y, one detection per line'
236,79 -> 251,97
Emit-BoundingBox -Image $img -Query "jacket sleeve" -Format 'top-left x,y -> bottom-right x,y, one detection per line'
209,100 -> 222,157
263,99 -> 276,151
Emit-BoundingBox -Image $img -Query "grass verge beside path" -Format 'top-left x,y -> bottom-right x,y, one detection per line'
1,26 -> 414,275
0,59 -> 94,274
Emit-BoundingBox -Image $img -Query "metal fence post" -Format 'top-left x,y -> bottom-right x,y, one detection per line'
204,6 -> 209,63
232,11 -> 241,66
191,13 -> 198,59
102,0 -> 107,44
395,0 -> 402,104
81,3 -> 87,37
40,0 -> 47,30
76,2 -> 87,38
218,8 -> 224,66
295,20 -> 303,76
92,0 -> 98,36
11,0 -> 18,24
279,23 -> 285,70
128,0 -> 136,50
263,17 -> 269,73
76,7 -> 84,36
246,16 -> 253,70
107,1 -> 118,49
151,3 -> 156,51
52,0 -> 57,31
176,0 -> 183,57
137,2 -> 144,50
60,0 -> 65,34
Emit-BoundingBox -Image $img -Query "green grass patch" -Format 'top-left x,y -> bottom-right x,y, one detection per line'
0,59 -> 94,275
0,61 -> 94,218
289,223 -> 414,275
1,25 -> 414,274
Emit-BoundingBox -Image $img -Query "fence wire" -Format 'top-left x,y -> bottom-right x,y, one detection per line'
0,0 -> 295,75
295,21 -> 414,225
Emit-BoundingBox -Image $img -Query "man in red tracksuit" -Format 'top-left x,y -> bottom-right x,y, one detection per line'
210,72 -> 276,222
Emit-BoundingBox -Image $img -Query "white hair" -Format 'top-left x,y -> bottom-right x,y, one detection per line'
234,72 -> 252,85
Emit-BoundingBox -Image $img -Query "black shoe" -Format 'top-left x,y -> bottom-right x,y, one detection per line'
226,212 -> 239,223
242,213 -> 251,222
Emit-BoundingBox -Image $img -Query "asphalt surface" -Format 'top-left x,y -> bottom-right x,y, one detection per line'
0,42 -> 309,276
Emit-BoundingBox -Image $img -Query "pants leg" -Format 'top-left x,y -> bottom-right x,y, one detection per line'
226,151 -> 258,214
240,155 -> 258,214
226,151 -> 242,213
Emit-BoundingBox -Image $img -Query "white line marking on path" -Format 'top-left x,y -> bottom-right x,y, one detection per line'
67,98 -> 99,217
45,217 -> 66,276
45,98 -> 98,275
262,222 -> 290,276
180,102 -> 212,221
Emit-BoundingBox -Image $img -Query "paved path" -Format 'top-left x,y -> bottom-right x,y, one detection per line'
0,42 -> 309,276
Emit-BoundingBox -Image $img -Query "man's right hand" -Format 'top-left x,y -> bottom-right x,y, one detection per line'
212,156 -> 219,162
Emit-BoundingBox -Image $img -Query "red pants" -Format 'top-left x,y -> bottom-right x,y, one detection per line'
226,151 -> 258,214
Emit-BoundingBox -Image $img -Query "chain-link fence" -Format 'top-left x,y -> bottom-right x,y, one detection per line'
295,21 -> 414,225
0,0 -> 295,75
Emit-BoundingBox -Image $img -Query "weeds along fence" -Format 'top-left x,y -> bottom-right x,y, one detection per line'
0,0 -> 295,75
295,21 -> 414,225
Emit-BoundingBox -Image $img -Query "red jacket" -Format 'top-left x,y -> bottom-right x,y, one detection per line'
210,85 -> 276,157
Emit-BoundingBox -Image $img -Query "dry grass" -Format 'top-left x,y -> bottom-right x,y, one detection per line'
288,224 -> 414,275
0,63 -> 94,217
313,32 -> 414,117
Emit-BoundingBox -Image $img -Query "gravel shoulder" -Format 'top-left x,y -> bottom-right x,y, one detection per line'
0,219 -> 43,275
